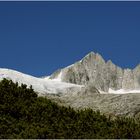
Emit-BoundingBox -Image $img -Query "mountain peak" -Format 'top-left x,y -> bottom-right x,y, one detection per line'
106,60 -> 114,65
49,51 -> 140,92
81,51 -> 105,63
84,51 -> 96,58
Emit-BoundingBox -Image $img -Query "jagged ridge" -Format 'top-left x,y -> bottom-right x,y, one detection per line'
49,52 -> 140,92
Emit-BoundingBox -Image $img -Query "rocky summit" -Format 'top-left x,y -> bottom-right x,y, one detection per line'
49,52 -> 140,92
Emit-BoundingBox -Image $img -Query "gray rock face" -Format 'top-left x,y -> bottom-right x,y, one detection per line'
50,52 -> 140,92
122,69 -> 134,89
77,83 -> 100,96
133,65 -> 140,89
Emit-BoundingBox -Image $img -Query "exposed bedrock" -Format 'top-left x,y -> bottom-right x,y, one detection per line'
50,52 -> 140,92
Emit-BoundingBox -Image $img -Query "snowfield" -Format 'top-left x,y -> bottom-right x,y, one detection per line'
0,68 -> 140,95
99,88 -> 140,94
108,88 -> 140,94
0,68 -> 83,96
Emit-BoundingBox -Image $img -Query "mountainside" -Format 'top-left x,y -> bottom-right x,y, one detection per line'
49,52 -> 140,93
1,52 -> 140,94
1,52 -> 140,117
50,91 -> 140,117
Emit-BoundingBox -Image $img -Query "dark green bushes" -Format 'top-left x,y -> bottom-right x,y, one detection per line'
0,78 -> 140,139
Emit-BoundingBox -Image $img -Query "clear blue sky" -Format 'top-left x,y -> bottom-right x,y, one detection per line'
0,1 -> 140,77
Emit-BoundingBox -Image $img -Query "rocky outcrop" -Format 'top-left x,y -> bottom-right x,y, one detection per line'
122,69 -> 134,90
77,83 -> 100,96
49,52 -> 140,92
133,64 -> 140,89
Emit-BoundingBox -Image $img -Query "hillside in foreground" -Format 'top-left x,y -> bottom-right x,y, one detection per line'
1,79 -> 140,139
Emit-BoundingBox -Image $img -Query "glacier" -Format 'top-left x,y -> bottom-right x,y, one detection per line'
0,68 -> 83,96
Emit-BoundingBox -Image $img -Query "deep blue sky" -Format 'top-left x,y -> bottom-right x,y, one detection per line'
0,1 -> 140,77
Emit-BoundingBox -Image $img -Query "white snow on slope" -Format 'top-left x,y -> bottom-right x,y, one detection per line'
43,76 -> 50,80
0,68 -> 83,96
66,64 -> 74,68
108,88 -> 140,94
99,88 -> 140,94
50,71 -> 62,82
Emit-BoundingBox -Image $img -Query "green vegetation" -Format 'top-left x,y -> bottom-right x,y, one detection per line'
1,78 -> 140,139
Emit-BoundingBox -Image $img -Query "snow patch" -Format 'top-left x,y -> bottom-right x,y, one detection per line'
99,88 -> 140,94
108,88 -> 140,94
52,71 -> 62,82
99,90 -> 107,94
43,76 -> 50,80
0,68 -> 83,95
66,64 -> 74,68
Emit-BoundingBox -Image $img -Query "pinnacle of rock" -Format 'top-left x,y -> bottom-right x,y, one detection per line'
50,52 -> 140,92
